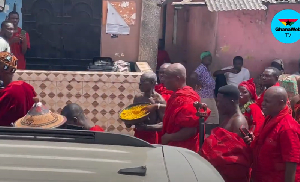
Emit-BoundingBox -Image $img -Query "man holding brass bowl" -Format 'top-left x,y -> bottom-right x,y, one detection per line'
142,63 -> 211,153
122,72 -> 166,144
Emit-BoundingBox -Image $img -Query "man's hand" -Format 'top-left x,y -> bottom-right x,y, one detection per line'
10,36 -> 21,44
142,104 -> 158,113
20,34 -> 27,43
243,133 -> 254,145
161,133 -> 172,145
135,123 -> 147,131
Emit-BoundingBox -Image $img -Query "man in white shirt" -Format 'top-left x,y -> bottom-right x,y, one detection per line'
0,21 -> 13,53
213,56 -> 250,87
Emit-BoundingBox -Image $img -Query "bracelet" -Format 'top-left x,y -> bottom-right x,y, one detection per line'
157,103 -> 161,110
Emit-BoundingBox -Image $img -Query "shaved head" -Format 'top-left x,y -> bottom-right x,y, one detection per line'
164,63 -> 186,91
139,71 -> 157,92
160,63 -> 171,70
141,71 -> 157,83
166,63 -> 186,79
262,86 -> 288,116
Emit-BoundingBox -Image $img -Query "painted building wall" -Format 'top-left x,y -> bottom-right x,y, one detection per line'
215,4 -> 300,79
165,4 -> 300,82
100,0 -> 142,62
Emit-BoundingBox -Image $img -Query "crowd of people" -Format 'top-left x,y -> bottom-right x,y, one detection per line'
0,40 -> 300,182
0,11 -> 30,70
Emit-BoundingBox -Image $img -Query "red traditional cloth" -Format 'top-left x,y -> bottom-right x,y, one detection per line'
90,125 -> 104,132
239,78 -> 258,101
256,82 -> 280,108
295,101 -> 300,124
157,50 -> 170,71
10,27 -> 30,70
251,106 -> 300,182
0,81 -> 36,126
155,83 -> 173,102
200,127 -> 252,182
243,103 -> 265,137
256,82 -> 292,114
155,83 -> 173,144
134,130 -> 158,144
162,86 -> 211,152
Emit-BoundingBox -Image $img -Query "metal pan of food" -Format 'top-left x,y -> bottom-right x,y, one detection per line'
119,102 -> 151,125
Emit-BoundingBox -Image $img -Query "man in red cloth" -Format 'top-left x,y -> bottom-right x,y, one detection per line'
200,85 -> 252,182
0,52 -> 36,126
155,63 -> 173,102
61,103 -> 104,132
245,86 -> 300,182
257,67 -> 281,108
239,78 -> 265,136
8,11 -> 30,70
158,63 -> 210,152
154,63 -> 173,144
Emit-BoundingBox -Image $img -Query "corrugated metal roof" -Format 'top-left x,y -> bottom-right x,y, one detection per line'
205,0 -> 297,11
205,0 -> 267,11
262,0 -> 297,3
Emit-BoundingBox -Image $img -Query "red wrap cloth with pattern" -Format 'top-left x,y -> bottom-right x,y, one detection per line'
251,106 -> 300,182
162,86 -> 210,152
155,83 -> 173,144
239,78 -> 265,136
200,127 -> 252,182
0,81 -> 36,126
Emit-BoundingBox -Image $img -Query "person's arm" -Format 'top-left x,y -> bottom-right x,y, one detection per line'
285,162 -> 297,182
213,68 -> 236,77
280,129 -> 300,182
136,122 -> 163,131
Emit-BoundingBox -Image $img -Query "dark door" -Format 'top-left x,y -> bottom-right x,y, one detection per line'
22,0 -> 101,71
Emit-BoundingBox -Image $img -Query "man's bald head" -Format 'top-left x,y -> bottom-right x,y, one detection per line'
164,63 -> 186,91
160,63 -> 171,70
158,63 -> 170,84
139,71 -> 157,92
262,86 -> 288,116
141,71 -> 157,83
166,63 -> 186,79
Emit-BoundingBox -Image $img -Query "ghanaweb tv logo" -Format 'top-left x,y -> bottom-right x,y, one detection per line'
271,9 -> 300,43
276,19 -> 300,31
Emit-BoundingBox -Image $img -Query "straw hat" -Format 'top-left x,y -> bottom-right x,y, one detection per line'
14,99 -> 66,129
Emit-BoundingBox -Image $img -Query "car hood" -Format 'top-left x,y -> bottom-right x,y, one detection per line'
0,139 -> 168,182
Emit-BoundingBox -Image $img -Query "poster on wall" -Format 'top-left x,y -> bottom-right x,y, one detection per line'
0,0 -> 22,28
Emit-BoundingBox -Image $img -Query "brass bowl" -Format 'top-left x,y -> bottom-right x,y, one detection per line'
119,102 -> 150,125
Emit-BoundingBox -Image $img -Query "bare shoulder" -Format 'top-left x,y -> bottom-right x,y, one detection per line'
133,93 -> 144,103
231,114 -> 248,136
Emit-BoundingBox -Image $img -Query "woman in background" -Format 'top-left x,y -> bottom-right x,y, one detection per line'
190,51 -> 219,124
238,78 -> 265,136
